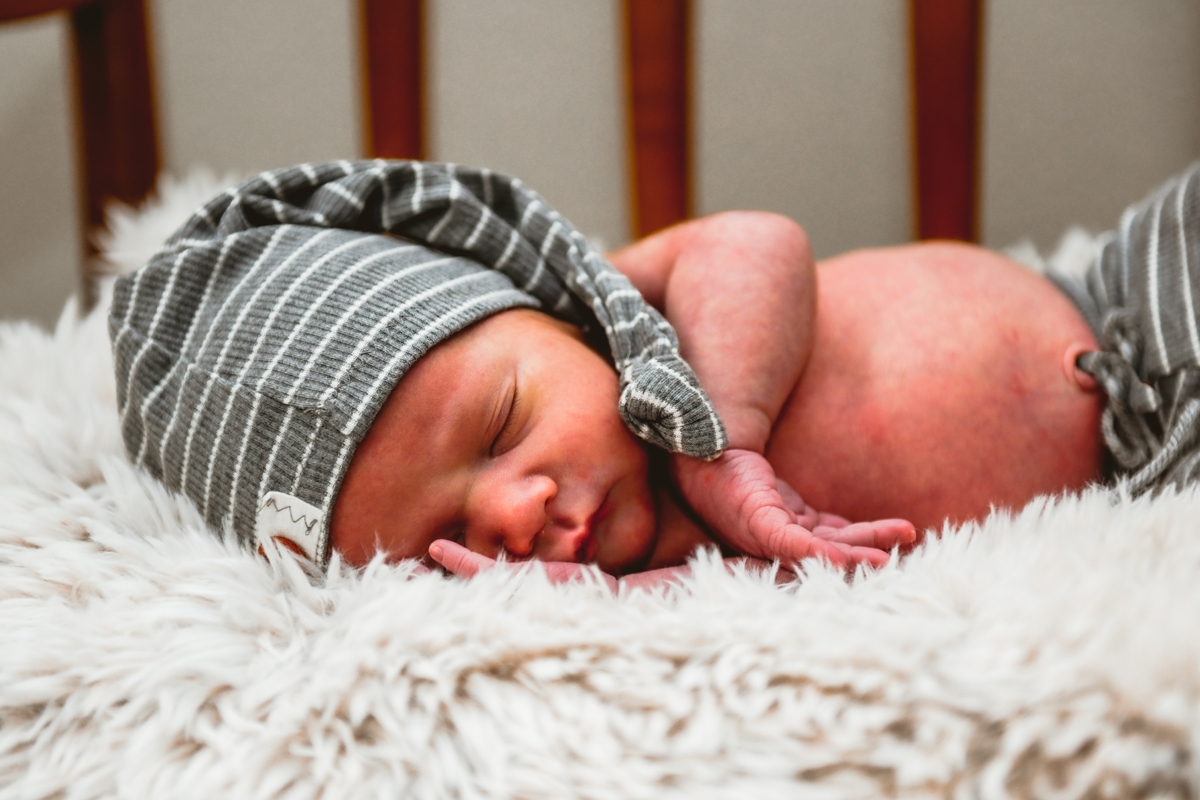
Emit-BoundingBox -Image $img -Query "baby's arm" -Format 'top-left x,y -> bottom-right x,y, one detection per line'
609,211 -> 811,454
608,213 -> 913,567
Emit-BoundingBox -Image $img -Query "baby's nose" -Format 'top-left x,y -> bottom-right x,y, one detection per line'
473,474 -> 556,559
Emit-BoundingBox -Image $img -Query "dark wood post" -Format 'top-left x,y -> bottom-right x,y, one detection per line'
623,0 -> 690,239
359,0 -> 424,160
0,0 -> 161,307
910,0 -> 983,242
69,0 -> 160,305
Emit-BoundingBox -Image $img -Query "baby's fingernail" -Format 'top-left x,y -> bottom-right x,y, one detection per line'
428,541 -> 445,561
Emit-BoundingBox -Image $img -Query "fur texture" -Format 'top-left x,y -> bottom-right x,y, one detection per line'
1,176 -> 1197,799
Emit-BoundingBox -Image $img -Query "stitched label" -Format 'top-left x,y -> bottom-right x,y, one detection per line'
256,492 -> 323,561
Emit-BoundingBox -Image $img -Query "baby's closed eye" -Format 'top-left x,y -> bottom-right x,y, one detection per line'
491,382 -> 522,455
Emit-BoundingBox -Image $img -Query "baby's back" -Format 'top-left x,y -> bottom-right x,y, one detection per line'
766,242 -> 1105,531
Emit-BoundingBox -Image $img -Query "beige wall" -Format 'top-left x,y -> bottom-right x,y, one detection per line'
0,0 -> 364,326
981,0 -> 1200,251
0,14 -> 79,326
428,0 -> 629,251
152,0 -> 362,176
696,0 -> 912,259
3,1 -> 1200,326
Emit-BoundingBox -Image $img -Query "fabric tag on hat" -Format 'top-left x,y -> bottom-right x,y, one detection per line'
256,492 -> 323,561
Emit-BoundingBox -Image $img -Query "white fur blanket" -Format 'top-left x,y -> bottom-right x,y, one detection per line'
1,176 -> 1198,799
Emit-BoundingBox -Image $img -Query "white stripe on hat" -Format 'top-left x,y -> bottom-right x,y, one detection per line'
1147,192 -> 1170,375
286,256 -> 459,405
348,288 -> 530,433
316,270 -> 498,414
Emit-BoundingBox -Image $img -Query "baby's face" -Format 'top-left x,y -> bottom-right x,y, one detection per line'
330,309 -> 657,573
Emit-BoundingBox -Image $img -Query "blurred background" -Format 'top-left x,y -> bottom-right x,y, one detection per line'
1,0 -> 1198,326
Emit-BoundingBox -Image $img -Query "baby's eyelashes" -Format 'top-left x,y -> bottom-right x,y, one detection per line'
490,382 -> 522,456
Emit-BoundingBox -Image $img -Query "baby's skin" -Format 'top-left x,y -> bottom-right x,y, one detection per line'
330,212 -> 1104,588
772,241 -> 1104,532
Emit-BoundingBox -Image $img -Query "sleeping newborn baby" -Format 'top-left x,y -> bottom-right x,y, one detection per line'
109,160 -> 1197,587
331,217 -> 1102,586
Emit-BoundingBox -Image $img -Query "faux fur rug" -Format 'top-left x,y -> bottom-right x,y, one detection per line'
1,175 -> 1198,799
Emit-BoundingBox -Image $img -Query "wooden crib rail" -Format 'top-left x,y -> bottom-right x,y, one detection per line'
0,0 -> 88,19
354,2 -> 983,246
0,0 -> 159,307
617,0 -> 984,244
623,0 -> 691,239
616,1 -> 984,244
0,0 -> 988,321
910,0 -> 983,242
359,0 -> 424,161
356,0 -> 697,241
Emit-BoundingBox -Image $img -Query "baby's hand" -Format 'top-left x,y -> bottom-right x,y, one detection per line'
672,449 -> 916,568
429,540 -> 620,592
427,541 -> 781,592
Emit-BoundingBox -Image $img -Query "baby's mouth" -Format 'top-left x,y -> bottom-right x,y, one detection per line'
574,531 -> 593,563
576,489 -> 612,563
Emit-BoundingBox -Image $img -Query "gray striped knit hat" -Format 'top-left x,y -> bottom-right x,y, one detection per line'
110,160 -> 727,565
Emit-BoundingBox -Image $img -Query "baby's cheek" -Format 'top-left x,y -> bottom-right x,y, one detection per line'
597,473 -> 658,573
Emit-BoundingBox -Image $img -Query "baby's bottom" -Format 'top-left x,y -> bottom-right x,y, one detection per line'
766,242 -> 1105,531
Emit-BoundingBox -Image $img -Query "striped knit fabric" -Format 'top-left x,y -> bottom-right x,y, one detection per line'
1051,161 -> 1200,493
109,160 -> 727,565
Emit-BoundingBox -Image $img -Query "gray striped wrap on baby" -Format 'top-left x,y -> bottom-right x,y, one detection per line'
109,160 -> 727,565
1051,161 -> 1200,493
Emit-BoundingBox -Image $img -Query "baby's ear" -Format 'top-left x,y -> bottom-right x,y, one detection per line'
1063,343 -> 1100,392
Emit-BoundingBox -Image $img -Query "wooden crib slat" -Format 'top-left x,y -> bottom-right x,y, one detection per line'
1,0 -> 160,307
623,0 -> 690,239
71,0 -> 160,307
0,0 -> 88,22
70,0 -> 160,244
359,0 -> 424,160
910,0 -> 982,242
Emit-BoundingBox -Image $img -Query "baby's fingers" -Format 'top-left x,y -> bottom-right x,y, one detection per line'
775,478 -> 820,528
429,541 -> 618,591
815,511 -> 853,529
843,545 -> 891,568
541,562 -> 619,592
764,523 -> 850,567
812,519 -> 916,550
866,519 -> 918,550
774,478 -> 806,515
793,539 -> 889,569
429,540 -> 495,577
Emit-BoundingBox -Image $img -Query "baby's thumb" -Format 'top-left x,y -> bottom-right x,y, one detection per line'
429,540 -> 493,577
